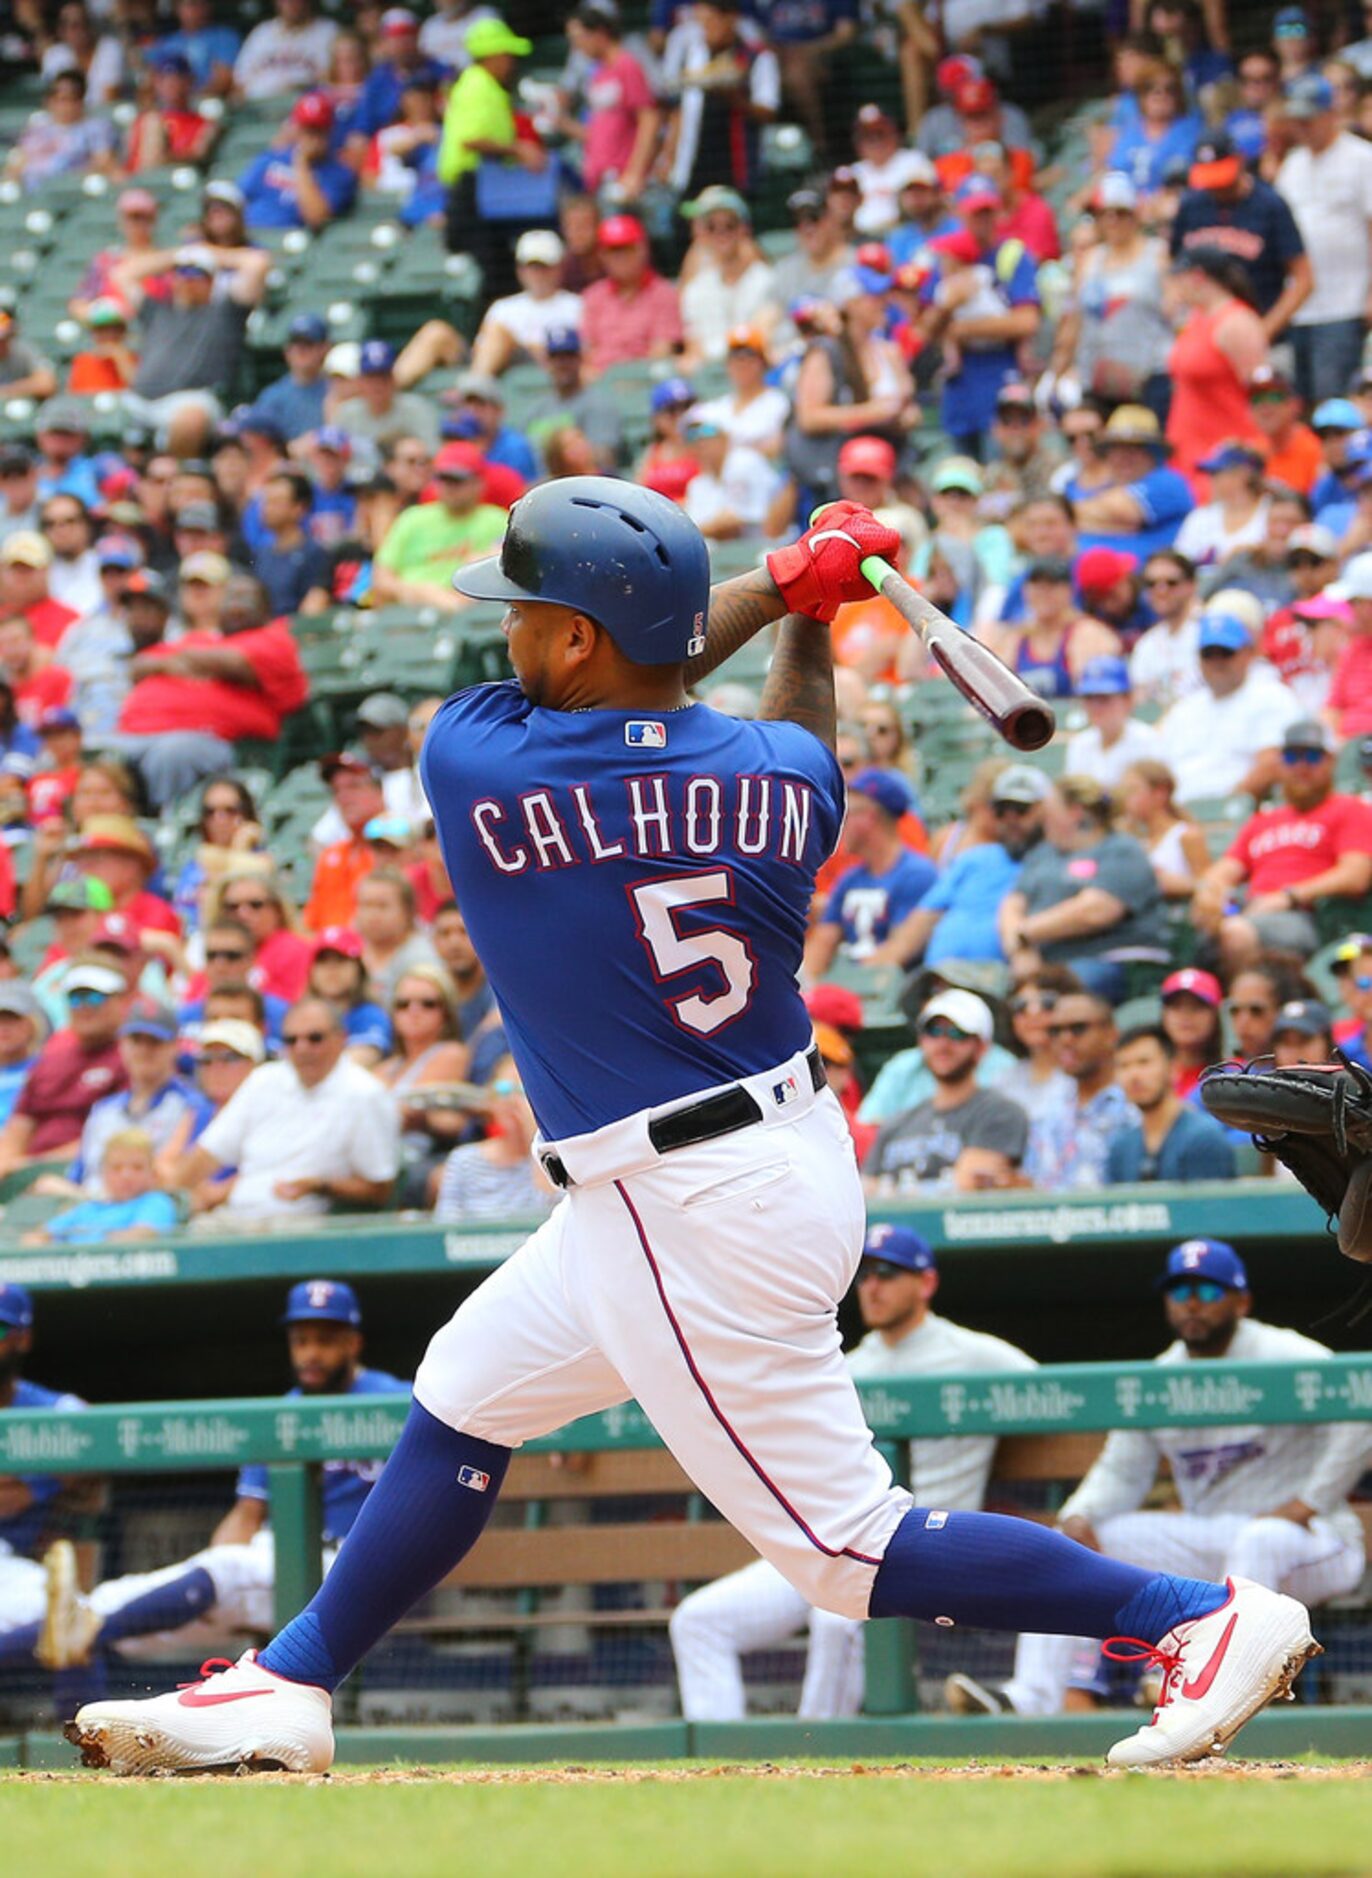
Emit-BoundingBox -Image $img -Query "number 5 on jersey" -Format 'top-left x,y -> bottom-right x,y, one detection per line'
629,873 -> 758,1036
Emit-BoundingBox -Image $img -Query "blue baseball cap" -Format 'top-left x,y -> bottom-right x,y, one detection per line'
358,339 -> 397,375
544,327 -> 581,356
1311,397 -> 1361,433
287,312 -> 329,344
848,766 -> 911,820
1076,654 -> 1131,696
650,375 -> 695,413
0,1282 -> 33,1329
1158,1239 -> 1248,1291
280,1279 -> 363,1327
440,410 -> 484,441
149,48 -> 194,74
1274,6 -> 1311,35
1198,609 -> 1252,652
312,424 -> 351,455
861,1223 -> 936,1273
1196,440 -> 1266,474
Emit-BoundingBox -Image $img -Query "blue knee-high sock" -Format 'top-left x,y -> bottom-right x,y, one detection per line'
98,1566 -> 217,1645
259,1402 -> 509,1692
869,1509 -> 1229,1643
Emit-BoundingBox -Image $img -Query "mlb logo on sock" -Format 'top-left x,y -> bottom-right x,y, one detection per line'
772,1072 -> 799,1107
457,1465 -> 491,1492
925,1510 -> 949,1529
626,720 -> 667,748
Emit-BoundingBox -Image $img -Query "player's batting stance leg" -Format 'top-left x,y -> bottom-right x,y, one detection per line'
68,484 -> 1319,1776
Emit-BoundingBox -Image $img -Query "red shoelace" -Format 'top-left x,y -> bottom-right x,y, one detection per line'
1102,1635 -> 1185,1719
177,1657 -> 236,1691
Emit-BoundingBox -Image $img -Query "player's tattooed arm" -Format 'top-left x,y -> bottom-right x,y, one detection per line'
758,612 -> 836,750
684,568 -> 788,687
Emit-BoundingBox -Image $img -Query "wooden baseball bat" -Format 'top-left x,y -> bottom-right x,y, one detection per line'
811,508 -> 1057,753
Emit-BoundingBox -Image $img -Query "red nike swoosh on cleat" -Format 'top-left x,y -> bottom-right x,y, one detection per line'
177,1688 -> 276,1708
1180,1612 -> 1239,1700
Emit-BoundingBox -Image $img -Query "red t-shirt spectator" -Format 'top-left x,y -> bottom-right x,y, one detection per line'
582,48 -> 655,194
12,663 -> 73,725
114,888 -> 181,942
28,765 -> 79,822
253,927 -> 312,1001
116,620 -> 309,741
126,109 -> 210,168
1327,635 -> 1372,740
581,270 -> 683,374
14,1031 -> 127,1155
997,191 -> 1060,262
1227,793 -> 1372,894
24,598 -> 78,651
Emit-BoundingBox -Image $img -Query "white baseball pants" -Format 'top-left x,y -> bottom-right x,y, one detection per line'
1004,1509 -> 1365,1714
670,1557 -> 867,1720
415,1059 -> 913,1620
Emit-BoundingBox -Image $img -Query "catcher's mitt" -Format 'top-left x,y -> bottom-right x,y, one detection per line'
1200,1057 -> 1372,1262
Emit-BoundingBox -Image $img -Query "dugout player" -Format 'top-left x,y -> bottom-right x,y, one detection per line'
11,1282 -> 407,1674
670,1224 -> 1039,1720
70,482 -> 1318,1774
947,1239 -> 1367,1719
0,1285 -> 85,1648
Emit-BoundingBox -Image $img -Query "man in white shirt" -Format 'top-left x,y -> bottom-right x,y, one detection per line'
1127,549 -> 1203,708
966,1239 -> 1368,1718
175,997 -> 399,1220
670,1225 -> 1038,1720
234,0 -> 337,101
681,412 -> 779,538
1066,655 -> 1163,788
1157,608 -> 1301,804
469,231 -> 584,377
851,104 -> 938,235
419,0 -> 495,68
1277,72 -> 1372,406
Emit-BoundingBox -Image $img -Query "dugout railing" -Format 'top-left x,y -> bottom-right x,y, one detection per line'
2,1356 -> 1371,1763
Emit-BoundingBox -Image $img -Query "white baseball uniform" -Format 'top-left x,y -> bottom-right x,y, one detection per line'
670,1311 -> 1037,1720
1004,1316 -> 1370,1716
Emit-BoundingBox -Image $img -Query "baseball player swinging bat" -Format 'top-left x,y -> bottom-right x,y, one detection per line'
811,503 -> 1056,753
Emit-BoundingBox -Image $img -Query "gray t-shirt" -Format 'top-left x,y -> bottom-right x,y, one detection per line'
524,382 -> 624,467
134,297 -> 249,400
0,338 -> 53,386
332,391 -> 440,452
865,1086 -> 1029,1193
1014,831 -> 1168,961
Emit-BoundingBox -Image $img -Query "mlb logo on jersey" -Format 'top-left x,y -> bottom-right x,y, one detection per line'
924,1510 -> 949,1530
457,1465 -> 491,1492
772,1071 -> 800,1107
626,720 -> 667,748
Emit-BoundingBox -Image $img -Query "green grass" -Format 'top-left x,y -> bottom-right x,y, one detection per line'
4,1762 -> 1372,1878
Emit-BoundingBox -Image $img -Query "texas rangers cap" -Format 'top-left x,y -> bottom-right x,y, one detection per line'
0,1282 -> 33,1329
1158,1239 -> 1248,1291
1076,654 -> 1132,697
838,435 -> 896,480
280,1279 -> 362,1327
861,1222 -> 935,1273
312,925 -> 364,960
597,213 -> 646,248
1196,439 -> 1265,475
358,339 -> 397,376
650,375 -> 695,412
1273,997 -> 1334,1038
37,706 -> 80,734
292,90 -> 335,130
119,1000 -> 178,1042
545,327 -> 581,356
1283,72 -> 1332,117
847,767 -> 910,820
1161,967 -> 1222,1008
287,312 -> 329,344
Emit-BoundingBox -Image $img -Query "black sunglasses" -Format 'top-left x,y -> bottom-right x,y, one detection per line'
1046,1019 -> 1096,1038
283,1030 -> 328,1047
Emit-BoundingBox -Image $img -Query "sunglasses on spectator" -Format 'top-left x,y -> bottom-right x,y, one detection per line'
206,947 -> 248,963
394,996 -> 442,1011
991,799 -> 1032,816
920,1018 -> 974,1042
223,897 -> 269,911
1199,647 -> 1237,661
283,1029 -> 328,1047
68,988 -> 110,1008
1166,1280 -> 1227,1304
1282,747 -> 1327,765
1046,1019 -> 1096,1038
1250,390 -> 1288,406
1010,991 -> 1058,1015
858,1260 -> 908,1282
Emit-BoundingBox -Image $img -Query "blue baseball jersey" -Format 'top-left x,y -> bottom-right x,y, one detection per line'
235,1367 -> 409,1544
821,850 -> 936,958
421,684 -> 845,1140
2,1379 -> 86,1557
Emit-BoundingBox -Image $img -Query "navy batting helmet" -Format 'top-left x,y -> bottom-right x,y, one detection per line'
452,476 -> 710,665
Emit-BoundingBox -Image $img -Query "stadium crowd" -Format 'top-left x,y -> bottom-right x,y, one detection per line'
2,0 -> 1372,1732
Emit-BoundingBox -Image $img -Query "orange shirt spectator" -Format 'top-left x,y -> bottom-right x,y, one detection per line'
302,754 -> 385,931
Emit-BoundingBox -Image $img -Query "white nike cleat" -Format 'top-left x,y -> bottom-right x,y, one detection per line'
66,1650 -> 335,1776
1105,1577 -> 1320,1769
36,1539 -> 103,1669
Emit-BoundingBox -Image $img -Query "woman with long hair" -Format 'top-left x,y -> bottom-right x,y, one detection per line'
1166,246 -> 1270,485
1226,955 -> 1314,1064
1117,758 -> 1209,899
1161,967 -> 1226,1098
995,964 -> 1081,1124
787,278 -> 912,508
210,865 -> 312,1001
1051,172 -> 1173,419
376,963 -> 471,1204
172,775 -> 263,937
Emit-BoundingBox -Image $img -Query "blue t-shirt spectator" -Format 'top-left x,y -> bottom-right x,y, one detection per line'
923,235 -> 1041,446
823,849 -> 937,958
236,1367 -> 410,1542
1105,1104 -> 1237,1182
238,150 -> 358,231
1067,463 -> 1195,559
919,843 -> 1021,965
252,371 -> 329,442
70,1078 -> 212,1189
254,532 -> 331,616
345,1000 -> 393,1057
45,1190 -> 181,1244
155,22 -> 241,88
354,56 -> 451,137
1109,113 -> 1203,194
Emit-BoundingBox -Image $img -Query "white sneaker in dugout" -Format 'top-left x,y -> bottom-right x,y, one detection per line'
36,1539 -> 102,1670
66,1651 -> 335,1775
1105,1578 -> 1320,1769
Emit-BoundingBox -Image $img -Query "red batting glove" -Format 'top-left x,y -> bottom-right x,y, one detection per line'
764,501 -> 903,623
